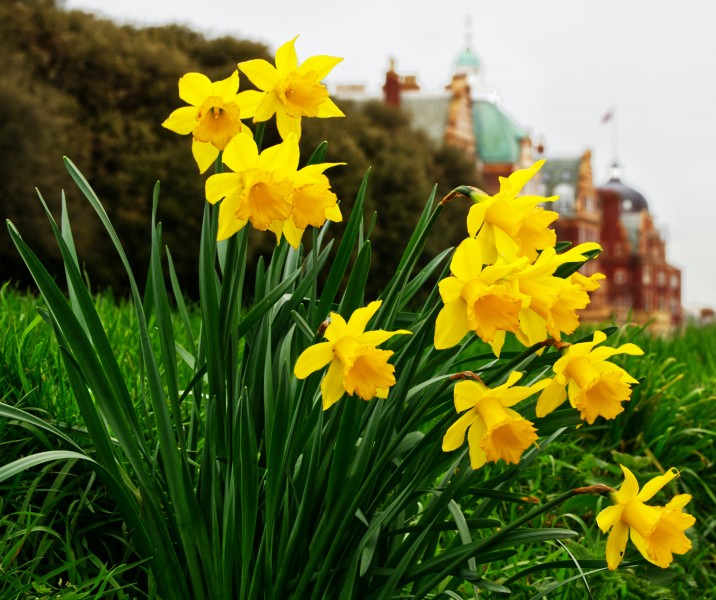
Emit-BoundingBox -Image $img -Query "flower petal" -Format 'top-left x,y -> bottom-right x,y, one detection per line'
222,133 -> 259,172
162,106 -> 198,135
239,59 -> 279,92
454,380 -> 483,412
216,199 -> 247,241
236,90 -> 263,119
442,410 -> 476,452
358,329 -> 411,347
282,217 -> 304,249
179,72 -> 212,106
665,494 -> 693,510
467,417 -> 488,469
434,299 -> 470,350
254,92 -> 280,123
535,379 -> 567,417
192,139 -> 219,174
321,359 -> 345,410
346,301 -> 382,335
451,237 -> 483,281
317,96 -> 345,118
212,70 -> 239,100
206,173 -> 240,205
614,465 -> 640,503
300,55 -> 343,79
276,106 -> 302,140
275,36 -> 299,74
596,504 -> 624,533
294,342 -> 334,378
635,467 -> 680,502
605,520 -> 629,570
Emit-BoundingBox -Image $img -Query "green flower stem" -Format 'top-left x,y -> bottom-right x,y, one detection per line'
254,121 -> 266,151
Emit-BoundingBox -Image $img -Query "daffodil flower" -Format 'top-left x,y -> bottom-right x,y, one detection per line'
294,301 -> 410,410
513,243 -> 603,347
239,36 -> 344,140
205,133 -> 298,239
597,465 -> 695,569
466,160 -> 558,264
270,164 -> 343,248
434,237 -> 529,355
536,331 -> 643,423
442,372 -> 548,469
162,71 -> 261,173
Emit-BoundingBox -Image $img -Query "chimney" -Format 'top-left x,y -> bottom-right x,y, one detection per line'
383,58 -> 401,107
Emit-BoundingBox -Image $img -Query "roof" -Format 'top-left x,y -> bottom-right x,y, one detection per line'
598,177 -> 649,212
472,100 -> 527,163
399,94 -> 451,145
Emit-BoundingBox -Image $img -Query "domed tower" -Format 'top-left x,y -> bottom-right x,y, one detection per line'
597,162 -> 682,331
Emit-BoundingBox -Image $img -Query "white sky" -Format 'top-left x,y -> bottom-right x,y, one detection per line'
64,0 -> 716,309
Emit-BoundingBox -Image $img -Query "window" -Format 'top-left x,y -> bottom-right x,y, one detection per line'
642,267 -> 651,285
657,272 -> 667,286
614,269 -> 628,284
670,275 -> 679,288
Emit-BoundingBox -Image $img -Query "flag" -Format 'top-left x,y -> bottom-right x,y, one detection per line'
601,109 -> 614,124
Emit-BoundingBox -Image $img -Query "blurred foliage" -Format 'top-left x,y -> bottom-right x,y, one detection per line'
0,0 -> 478,298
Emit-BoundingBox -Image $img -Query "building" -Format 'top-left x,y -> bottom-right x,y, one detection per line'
340,43 -> 684,332
541,155 -> 683,331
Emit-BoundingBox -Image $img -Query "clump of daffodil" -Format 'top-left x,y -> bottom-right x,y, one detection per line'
294,301 -> 411,410
442,372 -> 548,469
466,159 -> 558,264
536,331 -> 643,424
239,36 -> 344,140
205,133 -> 341,242
434,237 -> 529,356
597,465 -> 695,570
162,70 -> 261,173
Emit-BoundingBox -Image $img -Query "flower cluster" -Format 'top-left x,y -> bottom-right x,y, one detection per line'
163,39 -> 692,576
598,466 -> 695,569
438,160 -> 643,469
163,36 -> 344,246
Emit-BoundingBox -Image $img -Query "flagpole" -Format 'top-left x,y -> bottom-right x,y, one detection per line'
612,106 -> 618,165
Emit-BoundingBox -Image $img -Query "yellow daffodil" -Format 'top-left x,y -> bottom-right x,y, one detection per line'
162,71 -> 261,173
271,163 -> 343,248
536,331 -> 643,424
597,465 -> 695,570
442,372 -> 548,469
513,243 -> 603,347
205,134 -> 299,239
434,237 -> 529,355
294,301 -> 411,410
466,160 -> 558,264
239,36 -> 344,140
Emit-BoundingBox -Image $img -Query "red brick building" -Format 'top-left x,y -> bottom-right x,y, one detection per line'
542,157 -> 683,332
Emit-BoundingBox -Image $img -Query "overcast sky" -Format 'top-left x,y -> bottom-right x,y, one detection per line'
64,0 -> 716,309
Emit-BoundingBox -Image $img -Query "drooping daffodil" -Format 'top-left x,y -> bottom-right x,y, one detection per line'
597,465 -> 695,570
434,237 -> 529,356
442,372 -> 548,469
294,301 -> 411,410
536,330 -> 643,424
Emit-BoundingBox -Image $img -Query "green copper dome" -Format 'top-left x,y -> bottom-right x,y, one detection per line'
455,47 -> 481,71
472,100 -> 527,163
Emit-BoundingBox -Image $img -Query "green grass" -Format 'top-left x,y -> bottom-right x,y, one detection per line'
1,285 -> 714,598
